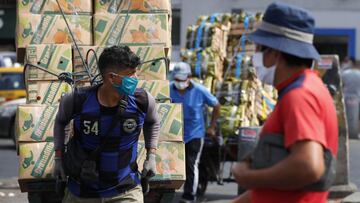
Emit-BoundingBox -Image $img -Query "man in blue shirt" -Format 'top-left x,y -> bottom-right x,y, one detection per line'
170,62 -> 220,202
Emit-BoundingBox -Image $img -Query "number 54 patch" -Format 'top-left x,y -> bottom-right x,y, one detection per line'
81,118 -> 100,136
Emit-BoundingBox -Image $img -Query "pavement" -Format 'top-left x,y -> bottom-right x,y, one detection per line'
1,138 -> 360,203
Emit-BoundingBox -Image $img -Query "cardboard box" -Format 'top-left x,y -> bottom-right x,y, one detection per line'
17,14 -> 92,48
156,103 -> 183,141
16,105 -> 58,142
17,0 -> 92,14
73,45 -> 167,82
133,45 -> 168,80
19,142 -> 55,180
137,80 -> 170,102
27,81 -> 72,105
94,0 -> 171,14
25,44 -> 73,81
137,141 -> 185,189
140,103 -> 183,142
94,13 -> 170,46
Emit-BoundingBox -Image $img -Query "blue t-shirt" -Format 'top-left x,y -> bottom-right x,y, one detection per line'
170,81 -> 219,143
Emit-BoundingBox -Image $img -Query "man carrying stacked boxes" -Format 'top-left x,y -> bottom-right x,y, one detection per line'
16,0 -> 186,202
54,45 -> 161,203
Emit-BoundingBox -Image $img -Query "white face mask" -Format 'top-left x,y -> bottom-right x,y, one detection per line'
252,52 -> 276,85
174,80 -> 189,90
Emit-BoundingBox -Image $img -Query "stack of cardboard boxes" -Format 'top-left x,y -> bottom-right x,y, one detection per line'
181,12 -> 277,138
16,0 -> 93,61
138,103 -> 185,189
16,0 -> 186,192
181,14 -> 231,92
17,44 -> 73,191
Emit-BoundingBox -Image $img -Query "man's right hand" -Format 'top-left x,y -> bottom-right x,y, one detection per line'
206,127 -> 218,143
53,157 -> 66,181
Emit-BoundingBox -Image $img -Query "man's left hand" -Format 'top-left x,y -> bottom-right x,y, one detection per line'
142,153 -> 157,178
232,161 -> 251,188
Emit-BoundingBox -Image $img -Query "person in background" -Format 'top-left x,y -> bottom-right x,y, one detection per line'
341,58 -> 360,98
170,62 -> 221,203
232,2 -> 338,203
341,59 -> 360,138
341,56 -> 356,72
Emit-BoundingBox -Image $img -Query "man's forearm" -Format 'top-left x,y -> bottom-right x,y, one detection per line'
210,104 -> 220,127
143,121 -> 160,149
54,117 -> 67,153
236,143 -> 325,190
54,93 -> 74,155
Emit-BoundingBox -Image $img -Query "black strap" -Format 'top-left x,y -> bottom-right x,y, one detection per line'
89,96 -> 128,160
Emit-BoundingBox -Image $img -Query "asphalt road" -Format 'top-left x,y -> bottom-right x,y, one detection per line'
0,138 -> 360,203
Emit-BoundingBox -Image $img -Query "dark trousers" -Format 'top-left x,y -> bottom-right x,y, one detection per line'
182,138 -> 204,201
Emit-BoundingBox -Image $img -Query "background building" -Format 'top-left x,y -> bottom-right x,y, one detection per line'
0,0 -> 16,51
171,0 -> 360,63
1,0 -> 358,63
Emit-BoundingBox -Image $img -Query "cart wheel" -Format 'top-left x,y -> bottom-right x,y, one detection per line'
197,164 -> 208,197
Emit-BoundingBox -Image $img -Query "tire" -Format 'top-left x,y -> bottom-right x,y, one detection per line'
197,164 -> 208,197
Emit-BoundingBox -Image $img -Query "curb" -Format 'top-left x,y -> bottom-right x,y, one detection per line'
0,178 -> 19,189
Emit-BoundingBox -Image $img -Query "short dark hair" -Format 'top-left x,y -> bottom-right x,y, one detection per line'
281,52 -> 314,68
98,46 -> 141,75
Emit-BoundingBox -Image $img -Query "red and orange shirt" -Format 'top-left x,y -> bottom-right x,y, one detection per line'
252,69 -> 338,203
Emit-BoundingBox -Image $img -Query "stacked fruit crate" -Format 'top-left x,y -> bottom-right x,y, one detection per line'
181,13 -> 231,92
15,0 -> 186,193
181,11 -> 277,138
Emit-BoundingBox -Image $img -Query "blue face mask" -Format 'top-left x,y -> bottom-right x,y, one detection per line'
113,76 -> 138,96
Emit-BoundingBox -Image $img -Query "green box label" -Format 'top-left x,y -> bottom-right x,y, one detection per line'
31,142 -> 54,177
42,81 -> 62,105
169,120 -> 182,136
95,19 -> 107,33
30,106 -> 57,141
31,15 -> 55,44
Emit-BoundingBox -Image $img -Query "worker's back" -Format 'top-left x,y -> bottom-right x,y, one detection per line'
341,68 -> 360,97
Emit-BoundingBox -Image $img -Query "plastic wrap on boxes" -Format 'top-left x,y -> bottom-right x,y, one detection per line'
219,105 -> 241,137
215,81 -> 241,106
181,49 -> 223,81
